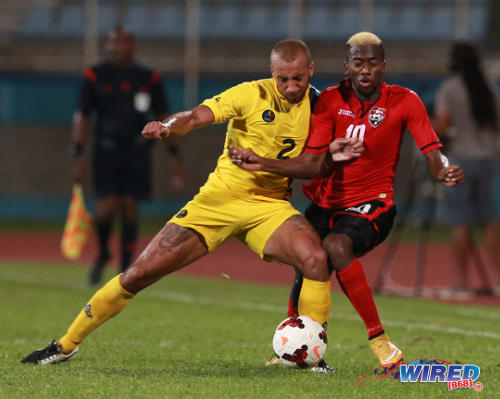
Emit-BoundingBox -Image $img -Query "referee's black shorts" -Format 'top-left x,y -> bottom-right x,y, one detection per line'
92,137 -> 152,200
304,199 -> 397,258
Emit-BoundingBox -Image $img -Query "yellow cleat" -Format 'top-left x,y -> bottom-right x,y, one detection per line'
369,332 -> 403,366
264,355 -> 281,366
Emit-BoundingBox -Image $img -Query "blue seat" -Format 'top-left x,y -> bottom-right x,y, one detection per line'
56,6 -> 84,38
468,6 -> 488,39
397,7 -> 421,39
201,5 -> 240,40
18,5 -> 53,37
372,7 -> 393,39
152,5 -> 185,39
241,5 -> 287,40
124,6 -> 151,38
418,6 -> 455,40
330,6 -> 358,39
303,6 -> 333,40
98,6 -> 118,37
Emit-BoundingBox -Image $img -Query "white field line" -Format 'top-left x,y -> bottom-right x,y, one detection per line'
1,270 -> 499,340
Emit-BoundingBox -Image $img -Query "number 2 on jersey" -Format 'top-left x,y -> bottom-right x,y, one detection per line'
277,138 -> 296,159
345,124 -> 366,142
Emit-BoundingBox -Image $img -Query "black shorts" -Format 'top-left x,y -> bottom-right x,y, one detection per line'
304,200 -> 397,258
92,137 -> 152,200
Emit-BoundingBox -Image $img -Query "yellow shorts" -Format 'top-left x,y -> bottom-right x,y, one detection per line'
168,174 -> 301,258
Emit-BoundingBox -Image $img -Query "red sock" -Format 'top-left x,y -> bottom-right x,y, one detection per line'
287,297 -> 298,318
336,258 -> 383,338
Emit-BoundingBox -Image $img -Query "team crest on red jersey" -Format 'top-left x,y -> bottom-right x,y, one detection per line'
368,107 -> 386,128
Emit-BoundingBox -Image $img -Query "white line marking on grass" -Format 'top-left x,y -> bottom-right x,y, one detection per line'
2,270 -> 499,340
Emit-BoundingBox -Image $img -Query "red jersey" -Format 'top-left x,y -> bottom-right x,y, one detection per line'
304,78 -> 442,209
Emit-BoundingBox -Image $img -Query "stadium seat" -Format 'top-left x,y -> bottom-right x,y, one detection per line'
396,6 -> 421,39
56,6 -> 83,39
18,5 -> 53,37
98,6 -> 117,37
372,7 -> 392,39
302,6 -> 333,40
420,6 -> 453,40
124,6 -> 152,39
330,6 -> 358,39
468,5 -> 488,39
152,5 -> 185,40
240,5 -> 287,40
201,5 -> 240,40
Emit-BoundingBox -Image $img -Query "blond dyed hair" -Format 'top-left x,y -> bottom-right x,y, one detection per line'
345,32 -> 385,60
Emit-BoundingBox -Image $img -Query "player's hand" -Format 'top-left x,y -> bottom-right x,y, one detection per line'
72,158 -> 88,183
329,138 -> 363,162
439,164 -> 464,187
228,145 -> 263,171
142,121 -> 170,140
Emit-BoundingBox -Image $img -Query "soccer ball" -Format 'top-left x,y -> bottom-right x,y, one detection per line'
272,315 -> 327,368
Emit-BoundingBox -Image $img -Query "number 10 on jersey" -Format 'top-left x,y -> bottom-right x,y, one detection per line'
345,124 -> 366,142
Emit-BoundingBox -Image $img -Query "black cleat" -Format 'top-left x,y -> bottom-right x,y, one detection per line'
310,359 -> 336,374
21,340 -> 79,365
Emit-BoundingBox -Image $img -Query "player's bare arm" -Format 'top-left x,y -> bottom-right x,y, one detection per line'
142,105 -> 215,140
229,138 -> 362,178
425,148 -> 464,187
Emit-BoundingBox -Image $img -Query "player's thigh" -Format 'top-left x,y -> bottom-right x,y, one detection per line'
167,181 -> 242,252
258,213 -> 328,281
120,222 -> 208,293
304,202 -> 335,239
330,201 -> 396,257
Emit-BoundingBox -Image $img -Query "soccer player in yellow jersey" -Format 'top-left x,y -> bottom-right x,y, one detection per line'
22,40 -> 359,372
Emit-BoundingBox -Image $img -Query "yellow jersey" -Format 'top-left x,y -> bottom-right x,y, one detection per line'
202,78 -> 317,199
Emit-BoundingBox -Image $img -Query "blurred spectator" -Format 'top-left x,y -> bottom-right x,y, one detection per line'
70,26 -> 184,285
434,41 -> 500,297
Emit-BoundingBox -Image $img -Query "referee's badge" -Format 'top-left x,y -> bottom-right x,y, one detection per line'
262,109 -> 275,122
368,106 -> 385,128
134,92 -> 151,113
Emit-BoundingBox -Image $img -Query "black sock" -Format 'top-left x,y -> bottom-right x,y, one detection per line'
121,223 -> 138,272
96,220 -> 112,260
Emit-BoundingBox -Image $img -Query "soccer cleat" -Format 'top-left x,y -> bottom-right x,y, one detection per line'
21,341 -> 79,365
88,251 -> 110,286
310,359 -> 336,374
369,332 -> 403,366
264,354 -> 281,366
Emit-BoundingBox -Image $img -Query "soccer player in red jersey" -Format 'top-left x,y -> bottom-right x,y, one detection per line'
229,32 -> 464,366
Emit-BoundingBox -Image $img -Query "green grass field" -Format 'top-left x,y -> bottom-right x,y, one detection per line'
1,261 -> 498,399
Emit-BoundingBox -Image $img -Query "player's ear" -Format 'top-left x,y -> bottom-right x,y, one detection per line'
309,61 -> 314,78
343,61 -> 348,75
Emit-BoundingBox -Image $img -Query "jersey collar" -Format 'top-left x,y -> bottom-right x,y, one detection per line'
342,78 -> 388,109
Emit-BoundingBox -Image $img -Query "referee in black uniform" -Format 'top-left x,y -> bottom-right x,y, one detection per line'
70,26 -> 183,285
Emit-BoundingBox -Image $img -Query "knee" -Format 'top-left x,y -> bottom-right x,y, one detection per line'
322,234 -> 353,271
299,247 -> 329,282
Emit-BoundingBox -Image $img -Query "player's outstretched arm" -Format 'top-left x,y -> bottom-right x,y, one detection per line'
142,105 -> 215,140
425,149 -> 464,187
228,145 -> 326,178
228,138 -> 362,179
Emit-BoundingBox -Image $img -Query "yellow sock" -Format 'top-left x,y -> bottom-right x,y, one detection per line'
298,278 -> 331,326
58,274 -> 134,353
